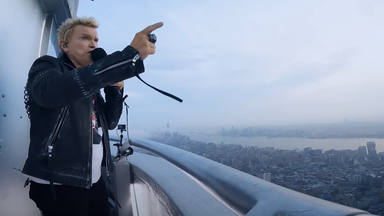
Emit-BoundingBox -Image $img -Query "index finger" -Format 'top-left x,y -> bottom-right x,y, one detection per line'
141,22 -> 164,34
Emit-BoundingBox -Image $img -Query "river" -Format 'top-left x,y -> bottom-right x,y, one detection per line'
181,131 -> 384,153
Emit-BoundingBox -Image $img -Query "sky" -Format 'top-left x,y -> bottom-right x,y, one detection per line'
78,0 -> 384,131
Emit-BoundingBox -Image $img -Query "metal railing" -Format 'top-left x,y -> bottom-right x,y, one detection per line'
127,138 -> 375,216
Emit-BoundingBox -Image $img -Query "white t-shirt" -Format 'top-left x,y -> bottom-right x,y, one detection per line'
91,128 -> 104,183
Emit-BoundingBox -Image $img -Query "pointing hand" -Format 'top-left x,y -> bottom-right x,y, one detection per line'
130,22 -> 163,59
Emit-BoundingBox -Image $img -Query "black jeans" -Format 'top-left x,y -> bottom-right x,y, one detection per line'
29,179 -> 110,216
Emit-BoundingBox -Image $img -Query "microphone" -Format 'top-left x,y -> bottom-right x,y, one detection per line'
91,48 -> 107,61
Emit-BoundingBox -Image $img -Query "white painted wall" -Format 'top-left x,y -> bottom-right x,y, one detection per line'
0,0 -> 47,215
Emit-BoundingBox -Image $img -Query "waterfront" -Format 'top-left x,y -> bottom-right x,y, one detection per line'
180,130 -> 384,152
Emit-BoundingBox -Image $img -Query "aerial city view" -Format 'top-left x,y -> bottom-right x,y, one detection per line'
151,123 -> 384,215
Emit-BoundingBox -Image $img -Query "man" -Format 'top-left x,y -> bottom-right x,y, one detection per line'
22,17 -> 163,215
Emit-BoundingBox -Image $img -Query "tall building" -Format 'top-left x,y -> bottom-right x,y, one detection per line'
352,175 -> 363,185
358,146 -> 367,155
357,146 -> 367,161
263,172 -> 272,182
366,141 -> 377,159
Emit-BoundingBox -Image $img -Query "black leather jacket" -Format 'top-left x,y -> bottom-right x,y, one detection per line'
22,45 -> 144,189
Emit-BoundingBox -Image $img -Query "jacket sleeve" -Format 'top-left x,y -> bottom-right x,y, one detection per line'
27,46 -> 144,108
102,86 -> 124,130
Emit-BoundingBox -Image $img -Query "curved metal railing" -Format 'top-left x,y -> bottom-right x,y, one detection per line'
127,138 -> 375,216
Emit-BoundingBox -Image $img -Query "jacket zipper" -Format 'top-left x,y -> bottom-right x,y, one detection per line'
97,94 -> 111,179
101,112 -> 111,179
95,97 -> 111,180
88,105 -> 93,188
94,54 -> 140,75
46,107 -> 69,155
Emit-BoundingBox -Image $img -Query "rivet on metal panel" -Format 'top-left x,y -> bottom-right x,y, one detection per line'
1,94 -> 4,98
20,116 -> 23,119
3,114 -> 6,117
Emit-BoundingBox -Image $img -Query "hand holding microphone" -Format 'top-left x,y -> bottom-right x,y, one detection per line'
130,22 -> 163,59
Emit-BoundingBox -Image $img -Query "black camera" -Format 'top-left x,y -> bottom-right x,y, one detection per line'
118,124 -> 126,131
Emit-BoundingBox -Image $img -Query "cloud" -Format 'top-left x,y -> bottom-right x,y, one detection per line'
78,0 -> 384,128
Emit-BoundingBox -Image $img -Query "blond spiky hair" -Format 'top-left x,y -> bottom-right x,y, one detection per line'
57,17 -> 98,48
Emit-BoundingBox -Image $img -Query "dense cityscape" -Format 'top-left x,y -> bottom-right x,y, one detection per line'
151,132 -> 384,215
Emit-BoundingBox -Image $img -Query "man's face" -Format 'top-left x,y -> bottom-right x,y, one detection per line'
62,25 -> 98,68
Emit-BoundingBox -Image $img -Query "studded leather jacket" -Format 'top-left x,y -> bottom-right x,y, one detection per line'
22,45 -> 144,189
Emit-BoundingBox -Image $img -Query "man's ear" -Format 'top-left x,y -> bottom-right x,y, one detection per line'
59,40 -> 68,51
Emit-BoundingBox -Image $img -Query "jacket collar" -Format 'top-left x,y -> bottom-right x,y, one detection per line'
58,52 -> 76,69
